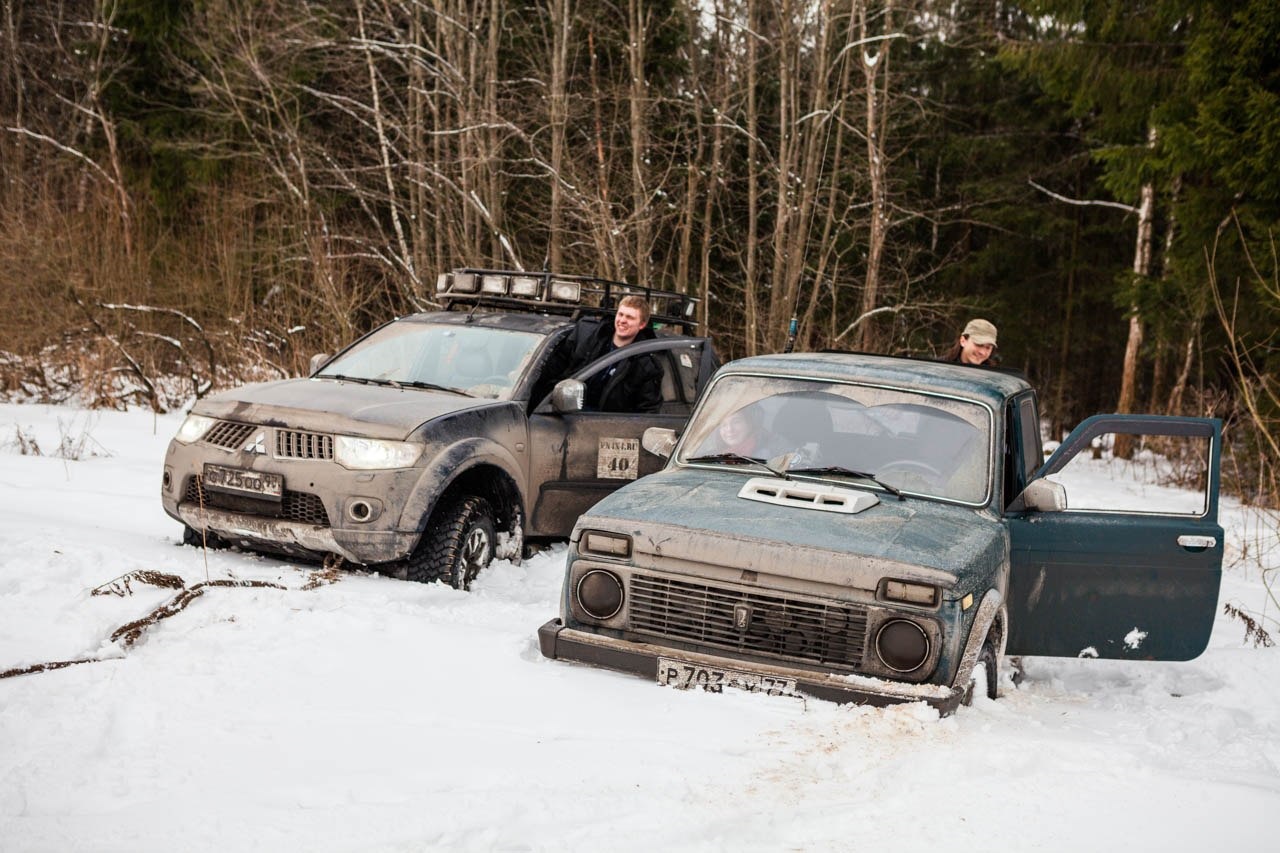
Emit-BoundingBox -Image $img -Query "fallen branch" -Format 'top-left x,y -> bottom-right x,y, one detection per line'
0,568 -> 340,679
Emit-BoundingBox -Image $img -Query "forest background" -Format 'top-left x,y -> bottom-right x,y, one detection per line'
1,0 -> 1277,504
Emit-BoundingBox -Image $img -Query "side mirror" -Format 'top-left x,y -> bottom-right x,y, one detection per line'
1021,478 -> 1066,512
551,379 -> 585,413
643,427 -> 677,458
309,353 -> 331,375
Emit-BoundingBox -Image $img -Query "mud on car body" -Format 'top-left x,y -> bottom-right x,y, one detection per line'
539,353 -> 1224,713
161,270 -> 718,588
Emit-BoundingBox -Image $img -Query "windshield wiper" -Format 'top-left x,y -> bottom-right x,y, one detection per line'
786,465 -> 905,501
685,453 -> 791,479
324,373 -> 377,386
397,380 -> 473,396
321,374 -> 471,396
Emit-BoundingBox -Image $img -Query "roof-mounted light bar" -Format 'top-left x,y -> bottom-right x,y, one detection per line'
434,267 -> 702,333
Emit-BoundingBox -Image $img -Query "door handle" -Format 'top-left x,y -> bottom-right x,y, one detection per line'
1177,535 -> 1217,549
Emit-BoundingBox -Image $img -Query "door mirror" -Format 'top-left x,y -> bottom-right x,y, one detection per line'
309,353 -> 331,375
643,427 -> 677,458
1020,478 -> 1066,512
551,379 -> 585,414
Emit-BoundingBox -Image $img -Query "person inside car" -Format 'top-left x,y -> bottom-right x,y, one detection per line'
545,295 -> 663,413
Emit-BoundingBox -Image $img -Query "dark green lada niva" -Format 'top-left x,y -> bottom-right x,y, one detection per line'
538,353 -> 1223,713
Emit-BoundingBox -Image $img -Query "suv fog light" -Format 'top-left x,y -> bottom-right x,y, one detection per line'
576,570 -> 624,620
875,619 -> 930,673
347,499 -> 380,523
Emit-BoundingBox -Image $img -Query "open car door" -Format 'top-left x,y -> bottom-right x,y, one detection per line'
1006,415 -> 1223,660
526,337 -> 716,537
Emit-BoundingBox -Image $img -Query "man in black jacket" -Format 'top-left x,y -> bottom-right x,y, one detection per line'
550,295 -> 664,413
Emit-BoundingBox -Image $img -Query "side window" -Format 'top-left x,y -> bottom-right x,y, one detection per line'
670,343 -> 704,402
1018,396 -> 1042,482
1004,394 -> 1042,508
654,351 -> 692,415
526,328 -> 574,413
1044,431 -> 1213,516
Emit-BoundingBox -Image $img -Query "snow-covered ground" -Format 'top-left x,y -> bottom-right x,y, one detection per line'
1,402 -> 1278,852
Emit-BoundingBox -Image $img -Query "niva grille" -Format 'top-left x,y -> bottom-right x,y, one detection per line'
204,421 -> 257,451
276,429 -> 333,460
629,574 -> 867,669
183,477 -> 330,527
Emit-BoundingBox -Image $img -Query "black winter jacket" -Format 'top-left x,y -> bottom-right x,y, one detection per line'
545,317 -> 663,413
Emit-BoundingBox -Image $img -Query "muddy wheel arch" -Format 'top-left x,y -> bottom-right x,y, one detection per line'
414,462 -> 525,563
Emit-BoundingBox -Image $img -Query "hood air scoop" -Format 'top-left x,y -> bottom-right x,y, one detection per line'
737,477 -> 880,514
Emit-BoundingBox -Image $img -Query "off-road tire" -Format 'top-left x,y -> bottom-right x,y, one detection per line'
963,637 -> 1000,705
405,496 -> 496,590
182,524 -> 228,550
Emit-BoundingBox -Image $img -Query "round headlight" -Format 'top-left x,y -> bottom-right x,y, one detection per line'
875,619 -> 930,673
576,570 -> 624,620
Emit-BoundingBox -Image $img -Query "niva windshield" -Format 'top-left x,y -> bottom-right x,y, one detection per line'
317,321 -> 544,400
679,374 -> 994,504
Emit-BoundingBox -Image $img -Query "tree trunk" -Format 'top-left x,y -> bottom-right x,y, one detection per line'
855,0 -> 895,353
548,0 -> 571,272
744,0 -> 760,355
1114,127 -> 1158,458
628,0 -> 650,284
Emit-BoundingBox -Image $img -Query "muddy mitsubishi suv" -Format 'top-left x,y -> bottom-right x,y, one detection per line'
539,352 -> 1224,712
161,270 -> 717,587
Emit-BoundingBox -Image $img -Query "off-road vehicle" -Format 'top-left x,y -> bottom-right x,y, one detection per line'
539,352 -> 1223,712
161,270 -> 718,587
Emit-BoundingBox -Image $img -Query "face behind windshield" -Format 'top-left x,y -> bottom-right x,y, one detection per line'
317,322 -> 544,400
681,375 -> 993,503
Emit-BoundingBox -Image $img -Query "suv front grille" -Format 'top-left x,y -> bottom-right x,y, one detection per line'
629,574 -> 867,669
202,421 -> 334,460
183,478 -> 331,527
276,429 -> 333,460
204,420 -> 257,451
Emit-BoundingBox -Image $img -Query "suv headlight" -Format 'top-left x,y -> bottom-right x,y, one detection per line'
335,436 -> 423,470
174,414 -> 216,444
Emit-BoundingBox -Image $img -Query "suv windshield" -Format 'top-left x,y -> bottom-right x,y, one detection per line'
679,374 -> 994,503
316,321 -> 545,400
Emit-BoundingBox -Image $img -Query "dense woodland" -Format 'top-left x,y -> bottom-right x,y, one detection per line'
1,0 -> 1277,502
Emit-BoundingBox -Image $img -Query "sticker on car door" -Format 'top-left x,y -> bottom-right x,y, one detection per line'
597,437 -> 640,480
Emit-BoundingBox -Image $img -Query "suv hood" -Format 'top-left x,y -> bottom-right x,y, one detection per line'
580,467 -> 1004,591
191,377 -> 500,440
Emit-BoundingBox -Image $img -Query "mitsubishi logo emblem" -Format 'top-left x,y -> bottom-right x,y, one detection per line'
733,603 -> 752,631
243,431 -> 267,455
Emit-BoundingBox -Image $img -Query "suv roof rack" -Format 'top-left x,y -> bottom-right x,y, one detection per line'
435,268 -> 701,333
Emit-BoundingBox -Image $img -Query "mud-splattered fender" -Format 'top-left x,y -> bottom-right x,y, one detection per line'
950,590 -> 1007,692
396,437 -> 528,537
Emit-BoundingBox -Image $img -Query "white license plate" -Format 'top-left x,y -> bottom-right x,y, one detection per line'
202,464 -> 283,499
657,658 -> 798,697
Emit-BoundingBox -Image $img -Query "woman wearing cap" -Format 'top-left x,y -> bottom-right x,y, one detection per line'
944,319 -> 998,366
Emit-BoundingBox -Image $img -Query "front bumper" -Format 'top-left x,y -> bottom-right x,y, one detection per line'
538,618 -> 964,714
175,504 -> 415,564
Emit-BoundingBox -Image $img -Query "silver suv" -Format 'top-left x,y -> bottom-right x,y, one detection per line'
160,270 -> 718,587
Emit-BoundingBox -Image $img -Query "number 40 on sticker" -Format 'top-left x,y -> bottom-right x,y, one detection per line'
597,437 -> 640,480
